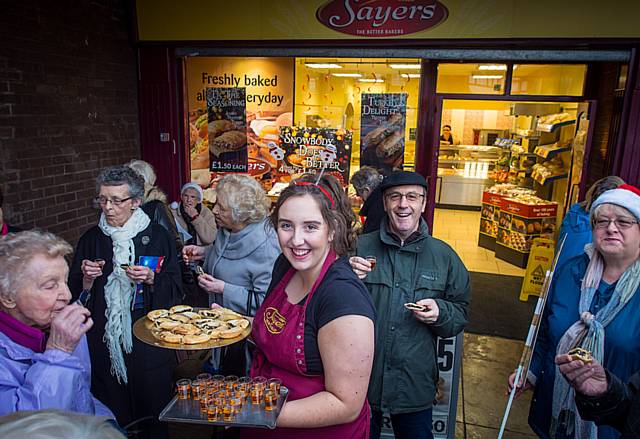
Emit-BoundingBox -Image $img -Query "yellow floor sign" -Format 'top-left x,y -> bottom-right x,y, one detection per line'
519,238 -> 555,301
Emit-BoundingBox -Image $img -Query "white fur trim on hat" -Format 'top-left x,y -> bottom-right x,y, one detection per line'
181,182 -> 204,202
591,185 -> 640,222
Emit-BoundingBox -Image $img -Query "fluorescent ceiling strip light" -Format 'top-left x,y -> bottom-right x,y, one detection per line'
471,74 -> 503,79
305,63 -> 342,69
389,64 -> 421,69
478,64 -> 507,71
332,73 -> 362,77
358,78 -> 384,83
401,73 -> 421,78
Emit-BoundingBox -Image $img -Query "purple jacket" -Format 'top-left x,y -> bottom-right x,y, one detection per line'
0,329 -> 114,417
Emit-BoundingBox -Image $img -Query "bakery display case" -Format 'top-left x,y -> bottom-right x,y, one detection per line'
436,145 -> 499,208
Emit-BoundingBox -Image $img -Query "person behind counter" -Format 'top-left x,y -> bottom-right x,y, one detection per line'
507,184 -> 640,439
350,166 -> 385,234
242,173 -> 376,438
0,231 -> 113,418
440,124 -> 459,145
69,165 -> 183,439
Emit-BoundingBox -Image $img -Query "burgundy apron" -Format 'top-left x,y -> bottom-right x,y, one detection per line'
242,250 -> 370,438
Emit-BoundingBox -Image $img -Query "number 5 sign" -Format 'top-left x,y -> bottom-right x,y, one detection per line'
380,333 -> 463,438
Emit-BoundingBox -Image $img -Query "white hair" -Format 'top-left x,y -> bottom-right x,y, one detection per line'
0,410 -> 124,439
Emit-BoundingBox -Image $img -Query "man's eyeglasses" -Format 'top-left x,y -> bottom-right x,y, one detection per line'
95,196 -> 132,207
385,192 -> 425,203
594,218 -> 639,230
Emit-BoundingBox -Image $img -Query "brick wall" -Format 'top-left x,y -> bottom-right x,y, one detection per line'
0,0 -> 140,245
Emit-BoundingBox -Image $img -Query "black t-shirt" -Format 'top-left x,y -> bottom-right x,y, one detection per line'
265,255 -> 376,375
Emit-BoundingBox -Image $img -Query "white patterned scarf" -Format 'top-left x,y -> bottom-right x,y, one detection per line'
98,208 -> 150,384
550,244 -> 640,438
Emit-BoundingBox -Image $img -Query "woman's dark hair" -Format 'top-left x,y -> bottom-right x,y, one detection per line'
270,173 -> 357,256
443,124 -> 452,130
581,175 -> 625,211
95,165 -> 145,201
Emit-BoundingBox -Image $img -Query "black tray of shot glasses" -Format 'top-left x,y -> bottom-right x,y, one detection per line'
159,386 -> 288,429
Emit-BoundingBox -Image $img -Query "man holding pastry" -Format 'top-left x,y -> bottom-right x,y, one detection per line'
350,171 -> 470,439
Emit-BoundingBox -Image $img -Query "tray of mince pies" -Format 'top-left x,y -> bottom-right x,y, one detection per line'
132,305 -> 251,350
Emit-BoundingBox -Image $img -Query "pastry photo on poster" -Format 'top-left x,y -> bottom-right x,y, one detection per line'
206,87 -> 248,173
277,126 -> 352,186
360,93 -> 407,172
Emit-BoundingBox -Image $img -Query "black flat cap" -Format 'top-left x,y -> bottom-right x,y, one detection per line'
379,171 -> 429,192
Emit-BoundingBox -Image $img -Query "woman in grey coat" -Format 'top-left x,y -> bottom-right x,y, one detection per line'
183,174 -> 280,375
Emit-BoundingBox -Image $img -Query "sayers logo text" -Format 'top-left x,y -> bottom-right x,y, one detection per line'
316,0 -> 448,37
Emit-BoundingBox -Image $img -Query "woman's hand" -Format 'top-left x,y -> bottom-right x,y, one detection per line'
46,304 -> 93,354
507,370 -> 533,399
183,245 -> 205,263
555,354 -> 608,397
184,204 -> 198,219
349,256 -> 372,279
81,259 -> 105,290
198,273 -> 225,294
125,265 -> 155,285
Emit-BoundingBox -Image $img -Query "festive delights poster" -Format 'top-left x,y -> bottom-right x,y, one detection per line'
186,57 -> 293,174
276,126 -> 352,186
360,93 -> 407,172
206,87 -> 248,173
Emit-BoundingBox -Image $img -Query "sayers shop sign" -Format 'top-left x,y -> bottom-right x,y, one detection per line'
317,0 -> 448,37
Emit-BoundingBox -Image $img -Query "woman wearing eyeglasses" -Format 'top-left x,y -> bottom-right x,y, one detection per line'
68,165 -> 183,439
508,185 -> 640,439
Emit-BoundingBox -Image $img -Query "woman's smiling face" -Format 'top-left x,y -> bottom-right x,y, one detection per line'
276,194 -> 333,276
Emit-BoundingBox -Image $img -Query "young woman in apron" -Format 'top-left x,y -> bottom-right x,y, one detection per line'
242,174 -> 376,438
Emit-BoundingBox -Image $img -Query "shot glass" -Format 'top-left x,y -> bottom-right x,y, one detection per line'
264,390 -> 278,411
224,375 -> 238,392
176,379 -> 191,400
222,402 -> 235,422
206,402 -> 221,422
267,378 -> 282,395
236,376 -> 251,392
191,379 -> 204,401
365,256 -> 377,270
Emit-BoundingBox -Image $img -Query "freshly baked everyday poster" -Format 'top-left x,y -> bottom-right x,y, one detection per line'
206,87 -> 247,173
360,93 -> 407,172
277,126 -> 352,186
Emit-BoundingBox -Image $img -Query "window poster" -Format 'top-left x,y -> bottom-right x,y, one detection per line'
276,126 -> 352,186
185,57 -> 294,191
206,87 -> 247,173
360,93 -> 407,173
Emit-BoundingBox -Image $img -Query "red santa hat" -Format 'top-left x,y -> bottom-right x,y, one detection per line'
590,184 -> 640,221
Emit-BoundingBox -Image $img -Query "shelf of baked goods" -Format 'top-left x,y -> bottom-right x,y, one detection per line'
536,112 -> 576,132
531,156 -> 568,185
534,141 -> 572,159
438,158 -> 495,165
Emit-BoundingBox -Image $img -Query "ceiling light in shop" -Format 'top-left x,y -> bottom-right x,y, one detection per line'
358,78 -> 384,83
471,75 -> 503,79
478,64 -> 507,71
332,73 -> 362,77
305,63 -> 342,69
401,73 -> 421,78
389,64 -> 421,69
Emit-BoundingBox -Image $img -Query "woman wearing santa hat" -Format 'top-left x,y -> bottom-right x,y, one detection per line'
508,184 -> 640,439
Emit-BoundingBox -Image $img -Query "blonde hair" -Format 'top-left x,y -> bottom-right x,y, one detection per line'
216,174 -> 271,225
0,410 -> 123,439
0,230 -> 72,302
127,159 -> 157,190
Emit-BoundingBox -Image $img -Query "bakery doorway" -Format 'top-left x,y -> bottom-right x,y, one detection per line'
431,97 -> 591,276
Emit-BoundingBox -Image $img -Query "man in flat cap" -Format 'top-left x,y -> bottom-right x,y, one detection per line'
351,171 -> 470,439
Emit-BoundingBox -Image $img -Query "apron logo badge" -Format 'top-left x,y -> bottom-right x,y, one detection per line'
141,236 -> 150,245
264,307 -> 286,334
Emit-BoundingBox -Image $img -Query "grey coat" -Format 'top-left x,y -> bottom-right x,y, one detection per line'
203,218 -> 281,316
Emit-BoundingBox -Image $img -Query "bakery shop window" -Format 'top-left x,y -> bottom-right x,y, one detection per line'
437,64 -> 507,95
511,64 -> 586,96
294,58 -> 421,174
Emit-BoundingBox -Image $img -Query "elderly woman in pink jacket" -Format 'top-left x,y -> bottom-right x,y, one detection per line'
0,230 -> 113,418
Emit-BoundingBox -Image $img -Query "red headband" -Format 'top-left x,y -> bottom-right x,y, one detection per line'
293,181 -> 335,208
